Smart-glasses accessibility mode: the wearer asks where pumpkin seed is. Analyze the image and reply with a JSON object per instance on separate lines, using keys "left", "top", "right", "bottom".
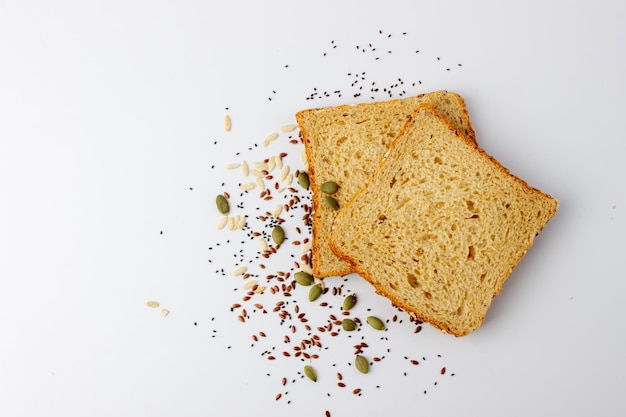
{"left": 321, "top": 181, "right": 340, "bottom": 194}
{"left": 324, "top": 196, "right": 339, "bottom": 210}
{"left": 342, "top": 318, "right": 357, "bottom": 331}
{"left": 342, "top": 294, "right": 356, "bottom": 311}
{"left": 297, "top": 171, "right": 310, "bottom": 190}
{"left": 366, "top": 316, "right": 385, "bottom": 330}
{"left": 271, "top": 226, "right": 285, "bottom": 245}
{"left": 355, "top": 355, "right": 369, "bottom": 374}
{"left": 216, "top": 194, "right": 230, "bottom": 215}
{"left": 294, "top": 271, "right": 314, "bottom": 286}
{"left": 304, "top": 365, "right": 317, "bottom": 382}
{"left": 308, "top": 284, "right": 322, "bottom": 301}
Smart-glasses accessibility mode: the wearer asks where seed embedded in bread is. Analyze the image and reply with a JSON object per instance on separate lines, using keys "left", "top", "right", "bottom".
{"left": 296, "top": 91, "right": 476, "bottom": 278}
{"left": 328, "top": 104, "right": 558, "bottom": 336}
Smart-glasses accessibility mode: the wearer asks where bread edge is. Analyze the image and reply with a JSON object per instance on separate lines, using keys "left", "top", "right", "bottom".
{"left": 328, "top": 103, "right": 558, "bottom": 336}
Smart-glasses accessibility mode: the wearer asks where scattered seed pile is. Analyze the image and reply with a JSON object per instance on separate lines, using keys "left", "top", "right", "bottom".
{"left": 204, "top": 117, "right": 455, "bottom": 409}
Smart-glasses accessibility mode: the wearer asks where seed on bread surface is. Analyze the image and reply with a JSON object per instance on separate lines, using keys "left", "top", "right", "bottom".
{"left": 321, "top": 181, "right": 340, "bottom": 194}
{"left": 324, "top": 196, "right": 339, "bottom": 210}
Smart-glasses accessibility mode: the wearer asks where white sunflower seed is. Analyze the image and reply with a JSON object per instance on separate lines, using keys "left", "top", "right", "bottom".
{"left": 233, "top": 266, "right": 248, "bottom": 276}
{"left": 300, "top": 263, "right": 313, "bottom": 275}
{"left": 265, "top": 132, "right": 279, "bottom": 143}
{"left": 259, "top": 237, "right": 268, "bottom": 252}
{"left": 217, "top": 216, "right": 228, "bottom": 230}
{"left": 240, "top": 182, "right": 257, "bottom": 191}
{"left": 280, "top": 124, "right": 297, "bottom": 133}
{"left": 241, "top": 161, "right": 249, "bottom": 177}
{"left": 273, "top": 204, "right": 283, "bottom": 218}
{"left": 243, "top": 279, "right": 257, "bottom": 290}
{"left": 224, "top": 115, "right": 231, "bottom": 132}
{"left": 252, "top": 161, "right": 268, "bottom": 171}
{"left": 226, "top": 163, "right": 240, "bottom": 170}
{"left": 267, "top": 157, "right": 276, "bottom": 172}
{"left": 256, "top": 177, "right": 266, "bottom": 191}
{"left": 146, "top": 301, "right": 160, "bottom": 308}
{"left": 236, "top": 215, "right": 246, "bottom": 229}
{"left": 280, "top": 165, "right": 290, "bottom": 181}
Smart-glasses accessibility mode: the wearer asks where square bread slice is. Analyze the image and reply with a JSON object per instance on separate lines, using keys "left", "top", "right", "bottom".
{"left": 296, "top": 91, "right": 476, "bottom": 278}
{"left": 328, "top": 104, "right": 558, "bottom": 336}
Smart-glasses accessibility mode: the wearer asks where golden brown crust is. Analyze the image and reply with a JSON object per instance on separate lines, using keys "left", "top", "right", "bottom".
{"left": 296, "top": 92, "right": 478, "bottom": 278}
{"left": 328, "top": 104, "right": 558, "bottom": 336}
{"left": 296, "top": 110, "right": 353, "bottom": 278}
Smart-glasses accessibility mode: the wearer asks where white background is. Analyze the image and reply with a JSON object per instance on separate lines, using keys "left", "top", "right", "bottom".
{"left": 1, "top": 1, "right": 625, "bottom": 416}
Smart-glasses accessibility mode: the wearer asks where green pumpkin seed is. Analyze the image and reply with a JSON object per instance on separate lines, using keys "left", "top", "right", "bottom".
{"left": 308, "top": 284, "right": 322, "bottom": 301}
{"left": 297, "top": 171, "right": 310, "bottom": 190}
{"left": 366, "top": 316, "right": 385, "bottom": 330}
{"left": 320, "top": 181, "right": 340, "bottom": 194}
{"left": 355, "top": 355, "right": 369, "bottom": 374}
{"left": 342, "top": 318, "right": 357, "bottom": 331}
{"left": 215, "top": 194, "right": 230, "bottom": 215}
{"left": 271, "top": 226, "right": 285, "bottom": 245}
{"left": 324, "top": 196, "right": 339, "bottom": 210}
{"left": 294, "top": 271, "right": 314, "bottom": 286}
{"left": 342, "top": 294, "right": 356, "bottom": 311}
{"left": 304, "top": 365, "right": 317, "bottom": 382}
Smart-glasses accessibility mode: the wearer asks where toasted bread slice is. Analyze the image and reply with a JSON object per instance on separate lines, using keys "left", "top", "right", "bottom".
{"left": 296, "top": 91, "right": 475, "bottom": 278}
{"left": 329, "top": 104, "right": 558, "bottom": 336}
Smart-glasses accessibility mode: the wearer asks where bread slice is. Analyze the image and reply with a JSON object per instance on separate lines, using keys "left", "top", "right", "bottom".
{"left": 328, "top": 104, "right": 558, "bottom": 336}
{"left": 296, "top": 91, "right": 476, "bottom": 278}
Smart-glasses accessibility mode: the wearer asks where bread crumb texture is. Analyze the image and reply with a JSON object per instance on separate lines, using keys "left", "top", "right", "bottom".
{"left": 329, "top": 105, "right": 557, "bottom": 336}
{"left": 296, "top": 91, "right": 475, "bottom": 278}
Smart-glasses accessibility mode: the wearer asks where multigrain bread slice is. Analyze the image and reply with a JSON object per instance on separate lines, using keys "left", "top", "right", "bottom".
{"left": 296, "top": 91, "right": 475, "bottom": 278}
{"left": 328, "top": 104, "right": 558, "bottom": 336}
